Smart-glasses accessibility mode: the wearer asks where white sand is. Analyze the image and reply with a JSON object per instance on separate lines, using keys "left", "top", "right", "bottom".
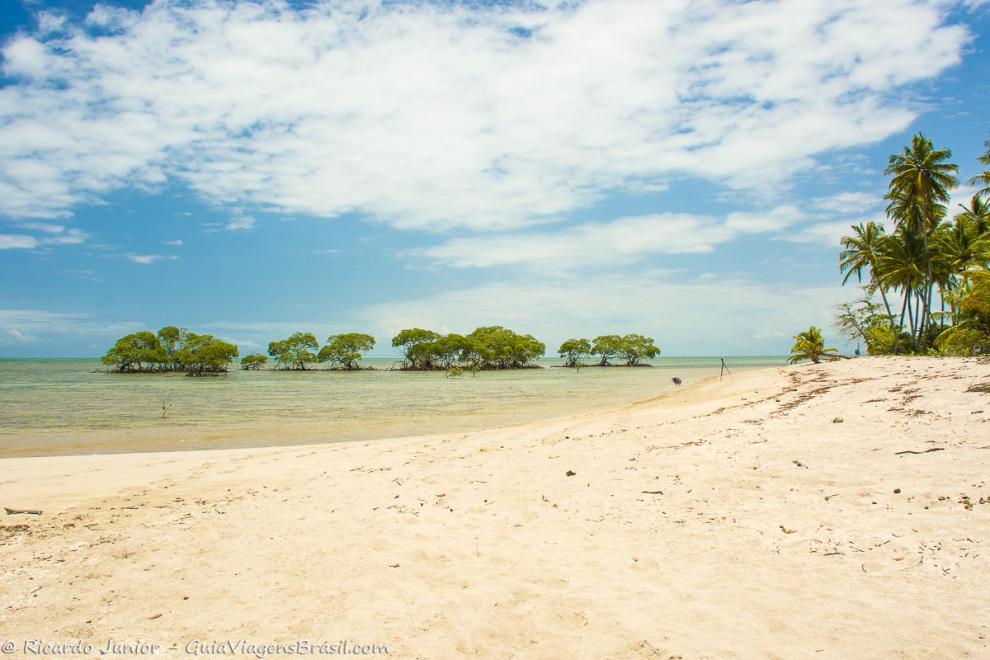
{"left": 1, "top": 357, "right": 989, "bottom": 658}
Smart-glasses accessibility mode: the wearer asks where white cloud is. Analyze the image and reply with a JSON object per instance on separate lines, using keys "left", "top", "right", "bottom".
{"left": 0, "top": 0, "right": 971, "bottom": 231}
{"left": 786, "top": 220, "right": 861, "bottom": 246}
{"left": 16, "top": 221, "right": 65, "bottom": 234}
{"left": 162, "top": 239, "right": 183, "bottom": 246}
{"left": 812, "top": 191, "right": 881, "bottom": 215}
{"left": 0, "top": 234, "right": 39, "bottom": 249}
{"left": 412, "top": 205, "right": 802, "bottom": 270}
{"left": 127, "top": 253, "right": 179, "bottom": 264}
{"left": 42, "top": 227, "right": 87, "bottom": 245}
{"left": 0, "top": 308, "right": 142, "bottom": 346}
{"left": 0, "top": 224, "right": 87, "bottom": 248}
{"left": 224, "top": 216, "right": 257, "bottom": 231}
{"left": 948, "top": 183, "right": 982, "bottom": 214}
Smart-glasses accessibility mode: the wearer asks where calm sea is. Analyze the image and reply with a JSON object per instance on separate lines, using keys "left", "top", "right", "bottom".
{"left": 0, "top": 356, "right": 784, "bottom": 457}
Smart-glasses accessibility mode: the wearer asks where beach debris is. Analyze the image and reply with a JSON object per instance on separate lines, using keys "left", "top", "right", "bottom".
{"left": 389, "top": 563, "right": 400, "bottom": 568}
{"left": 832, "top": 416, "right": 844, "bottom": 423}
{"left": 893, "top": 488, "right": 901, "bottom": 494}
{"left": 966, "top": 382, "right": 990, "bottom": 393}
{"left": 149, "top": 613, "right": 162, "bottom": 620}
{"left": 641, "top": 490, "right": 664, "bottom": 495}
{"left": 779, "top": 525, "right": 796, "bottom": 534}
{"left": 792, "top": 460, "right": 808, "bottom": 469}
{"left": 895, "top": 448, "right": 945, "bottom": 455}
{"left": 671, "top": 377, "right": 682, "bottom": 386}
{"left": 566, "top": 470, "right": 576, "bottom": 477}
{"left": 4, "top": 507, "right": 42, "bottom": 516}
{"left": 0, "top": 524, "right": 30, "bottom": 540}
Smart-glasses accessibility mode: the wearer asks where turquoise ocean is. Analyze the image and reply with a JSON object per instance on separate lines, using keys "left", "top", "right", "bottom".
{"left": 0, "top": 356, "right": 784, "bottom": 457}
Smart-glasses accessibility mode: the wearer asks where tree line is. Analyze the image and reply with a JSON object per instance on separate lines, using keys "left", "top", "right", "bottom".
{"left": 833, "top": 132, "right": 990, "bottom": 356}
{"left": 100, "top": 327, "right": 239, "bottom": 374}
{"left": 557, "top": 334, "right": 660, "bottom": 367}
{"left": 101, "top": 326, "right": 663, "bottom": 373}
{"left": 787, "top": 131, "right": 990, "bottom": 363}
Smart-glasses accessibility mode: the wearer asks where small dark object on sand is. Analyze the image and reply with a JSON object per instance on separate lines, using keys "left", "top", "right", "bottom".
{"left": 671, "top": 377, "right": 682, "bottom": 386}
{"left": 5, "top": 508, "right": 42, "bottom": 516}
{"left": 566, "top": 470, "right": 576, "bottom": 477}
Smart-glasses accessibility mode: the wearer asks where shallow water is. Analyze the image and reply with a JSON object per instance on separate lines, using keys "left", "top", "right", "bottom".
{"left": 0, "top": 356, "right": 784, "bottom": 457}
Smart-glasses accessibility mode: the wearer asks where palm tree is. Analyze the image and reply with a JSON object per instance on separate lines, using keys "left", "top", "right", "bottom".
{"left": 884, "top": 133, "right": 959, "bottom": 345}
{"left": 957, "top": 195, "right": 990, "bottom": 237}
{"left": 878, "top": 227, "right": 928, "bottom": 336}
{"left": 839, "top": 221, "right": 895, "bottom": 324}
{"left": 970, "top": 139, "right": 990, "bottom": 200}
{"left": 787, "top": 326, "right": 840, "bottom": 364}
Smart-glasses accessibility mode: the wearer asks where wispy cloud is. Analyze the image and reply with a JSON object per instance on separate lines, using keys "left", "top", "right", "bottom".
{"left": 162, "top": 239, "right": 183, "bottom": 246}
{"left": 0, "top": 234, "right": 39, "bottom": 249}
{"left": 0, "top": 225, "right": 87, "bottom": 249}
{"left": 0, "top": 0, "right": 970, "bottom": 232}
{"left": 411, "top": 206, "right": 803, "bottom": 270}
{"left": 127, "top": 254, "right": 179, "bottom": 265}
{"left": 0, "top": 308, "right": 141, "bottom": 345}
{"left": 224, "top": 216, "right": 257, "bottom": 232}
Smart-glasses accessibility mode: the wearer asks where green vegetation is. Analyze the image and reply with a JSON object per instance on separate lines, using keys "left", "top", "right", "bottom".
{"left": 240, "top": 353, "right": 268, "bottom": 370}
{"left": 590, "top": 335, "right": 623, "bottom": 365}
{"left": 618, "top": 333, "right": 660, "bottom": 365}
{"left": 835, "top": 132, "right": 990, "bottom": 356}
{"left": 318, "top": 333, "right": 375, "bottom": 369}
{"left": 101, "top": 327, "right": 239, "bottom": 374}
{"left": 103, "top": 326, "right": 666, "bottom": 374}
{"left": 392, "top": 326, "right": 545, "bottom": 370}
{"left": 268, "top": 332, "right": 320, "bottom": 370}
{"left": 558, "top": 338, "right": 591, "bottom": 367}
{"left": 391, "top": 328, "right": 442, "bottom": 369}
{"left": 788, "top": 326, "right": 840, "bottom": 364}
{"left": 590, "top": 334, "right": 660, "bottom": 366}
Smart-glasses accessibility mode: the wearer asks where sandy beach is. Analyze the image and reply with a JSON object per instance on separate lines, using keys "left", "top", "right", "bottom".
{"left": 2, "top": 356, "right": 989, "bottom": 658}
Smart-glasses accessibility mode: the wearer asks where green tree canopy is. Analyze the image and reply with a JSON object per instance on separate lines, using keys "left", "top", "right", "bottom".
{"left": 318, "top": 333, "right": 376, "bottom": 369}
{"left": 241, "top": 353, "right": 268, "bottom": 370}
{"left": 392, "top": 328, "right": 442, "bottom": 369}
{"left": 883, "top": 133, "right": 959, "bottom": 345}
{"left": 462, "top": 326, "right": 545, "bottom": 368}
{"left": 101, "top": 331, "right": 165, "bottom": 372}
{"left": 970, "top": 135, "right": 990, "bottom": 200}
{"left": 430, "top": 333, "right": 468, "bottom": 369}
{"left": 618, "top": 333, "right": 660, "bottom": 365}
{"left": 787, "top": 326, "right": 840, "bottom": 364}
{"left": 558, "top": 338, "right": 591, "bottom": 367}
{"left": 591, "top": 335, "right": 624, "bottom": 366}
{"left": 157, "top": 326, "right": 186, "bottom": 370}
{"left": 268, "top": 332, "right": 320, "bottom": 370}
{"left": 177, "top": 333, "right": 239, "bottom": 374}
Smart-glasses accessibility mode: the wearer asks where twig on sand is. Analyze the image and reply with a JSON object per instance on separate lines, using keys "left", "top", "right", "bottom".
{"left": 895, "top": 448, "right": 945, "bottom": 455}
{"left": 641, "top": 490, "right": 664, "bottom": 495}
{"left": 4, "top": 508, "right": 42, "bottom": 515}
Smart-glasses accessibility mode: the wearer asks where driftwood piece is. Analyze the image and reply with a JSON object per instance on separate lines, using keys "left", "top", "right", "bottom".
{"left": 4, "top": 507, "right": 43, "bottom": 515}
{"left": 894, "top": 448, "right": 945, "bottom": 456}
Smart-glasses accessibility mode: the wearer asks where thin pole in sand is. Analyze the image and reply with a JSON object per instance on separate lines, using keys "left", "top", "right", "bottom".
{"left": 720, "top": 358, "right": 732, "bottom": 382}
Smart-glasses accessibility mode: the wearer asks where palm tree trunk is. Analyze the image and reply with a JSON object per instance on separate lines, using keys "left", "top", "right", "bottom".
{"left": 907, "top": 292, "right": 915, "bottom": 341}
{"left": 876, "top": 280, "right": 895, "bottom": 329}
{"left": 899, "top": 290, "right": 909, "bottom": 332}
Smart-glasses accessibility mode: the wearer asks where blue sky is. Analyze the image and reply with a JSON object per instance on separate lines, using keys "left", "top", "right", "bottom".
{"left": 1, "top": 0, "right": 988, "bottom": 357}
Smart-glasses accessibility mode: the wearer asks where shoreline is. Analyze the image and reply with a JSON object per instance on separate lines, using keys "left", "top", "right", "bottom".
{"left": 0, "top": 362, "right": 769, "bottom": 459}
{"left": 2, "top": 356, "right": 989, "bottom": 657}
